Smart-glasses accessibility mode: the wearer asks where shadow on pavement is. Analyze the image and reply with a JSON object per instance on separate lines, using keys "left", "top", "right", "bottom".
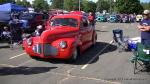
{"left": 0, "top": 66, "right": 57, "bottom": 76}
{"left": 96, "top": 30, "right": 109, "bottom": 32}
{"left": 33, "top": 42, "right": 117, "bottom": 65}
{"left": 74, "top": 42, "right": 117, "bottom": 65}
{"left": 0, "top": 45, "right": 10, "bottom": 49}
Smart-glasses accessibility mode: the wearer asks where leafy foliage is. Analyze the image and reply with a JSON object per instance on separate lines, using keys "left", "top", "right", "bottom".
{"left": 115, "top": 0, "right": 144, "bottom": 14}
{"left": 0, "top": 0, "right": 15, "bottom": 4}
{"left": 32, "top": 0, "right": 49, "bottom": 11}
{"left": 141, "top": 2, "right": 150, "bottom": 10}
{"left": 96, "top": 0, "right": 110, "bottom": 12}
{"left": 83, "top": 0, "right": 96, "bottom": 12}
{"left": 51, "top": 0, "right": 64, "bottom": 9}
{"left": 16, "top": 0, "right": 31, "bottom": 7}
{"left": 63, "top": 0, "right": 74, "bottom": 11}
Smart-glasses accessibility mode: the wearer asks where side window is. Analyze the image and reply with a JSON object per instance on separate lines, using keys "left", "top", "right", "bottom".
{"left": 80, "top": 17, "right": 89, "bottom": 29}
{"left": 82, "top": 17, "right": 88, "bottom": 27}
{"left": 80, "top": 19, "right": 84, "bottom": 28}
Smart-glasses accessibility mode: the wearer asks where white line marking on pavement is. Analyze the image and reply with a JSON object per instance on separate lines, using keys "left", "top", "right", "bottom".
{"left": 81, "top": 40, "right": 113, "bottom": 70}
{"left": 0, "top": 60, "right": 34, "bottom": 68}
{"left": 17, "top": 59, "right": 33, "bottom": 67}
{"left": 0, "top": 64, "right": 17, "bottom": 67}
{"left": 9, "top": 53, "right": 26, "bottom": 59}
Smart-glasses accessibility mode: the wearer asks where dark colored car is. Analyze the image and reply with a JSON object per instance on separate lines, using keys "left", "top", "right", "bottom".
{"left": 96, "top": 15, "right": 107, "bottom": 22}
{"left": 109, "top": 15, "right": 120, "bottom": 23}
{"left": 19, "top": 13, "right": 47, "bottom": 32}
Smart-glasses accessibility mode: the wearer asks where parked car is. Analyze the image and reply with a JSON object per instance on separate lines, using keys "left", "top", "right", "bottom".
{"left": 136, "top": 15, "right": 143, "bottom": 22}
{"left": 19, "top": 13, "right": 46, "bottom": 32}
{"left": 96, "top": 15, "right": 107, "bottom": 22}
{"left": 109, "top": 15, "right": 120, "bottom": 23}
{"left": 23, "top": 14, "right": 97, "bottom": 62}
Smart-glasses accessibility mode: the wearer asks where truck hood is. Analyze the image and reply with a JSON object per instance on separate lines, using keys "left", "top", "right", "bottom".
{"left": 40, "top": 26, "right": 79, "bottom": 43}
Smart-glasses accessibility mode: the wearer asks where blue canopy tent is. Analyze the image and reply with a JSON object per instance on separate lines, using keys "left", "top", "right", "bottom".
{"left": 0, "top": 3, "right": 27, "bottom": 23}
{"left": 0, "top": 3, "right": 27, "bottom": 12}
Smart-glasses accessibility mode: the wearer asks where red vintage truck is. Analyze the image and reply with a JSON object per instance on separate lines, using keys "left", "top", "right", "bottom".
{"left": 23, "top": 13, "right": 97, "bottom": 61}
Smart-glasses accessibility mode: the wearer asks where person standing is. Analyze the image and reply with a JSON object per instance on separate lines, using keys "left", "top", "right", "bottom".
{"left": 2, "top": 26, "right": 11, "bottom": 40}
{"left": 138, "top": 10, "right": 150, "bottom": 45}
{"left": 88, "top": 12, "right": 95, "bottom": 27}
{"left": 34, "top": 25, "right": 45, "bottom": 36}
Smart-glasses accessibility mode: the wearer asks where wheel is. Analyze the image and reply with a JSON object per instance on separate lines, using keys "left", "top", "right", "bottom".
{"left": 69, "top": 49, "right": 78, "bottom": 62}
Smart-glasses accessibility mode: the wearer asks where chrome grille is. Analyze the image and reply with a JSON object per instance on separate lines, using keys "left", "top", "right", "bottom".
{"left": 33, "top": 44, "right": 42, "bottom": 54}
{"left": 43, "top": 44, "right": 58, "bottom": 56}
{"left": 33, "top": 44, "right": 58, "bottom": 56}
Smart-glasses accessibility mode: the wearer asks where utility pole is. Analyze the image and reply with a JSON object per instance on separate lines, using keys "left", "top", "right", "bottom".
{"left": 79, "top": 0, "right": 80, "bottom": 11}
{"left": 110, "top": 0, "right": 112, "bottom": 14}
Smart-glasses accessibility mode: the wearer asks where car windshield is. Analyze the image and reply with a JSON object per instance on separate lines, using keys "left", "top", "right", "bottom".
{"left": 99, "top": 15, "right": 104, "bottom": 17}
{"left": 20, "top": 14, "right": 33, "bottom": 20}
{"left": 110, "top": 15, "right": 116, "bottom": 18}
{"left": 51, "top": 18, "right": 78, "bottom": 27}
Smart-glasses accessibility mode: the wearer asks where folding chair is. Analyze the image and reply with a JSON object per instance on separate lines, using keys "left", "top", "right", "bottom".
{"left": 133, "top": 43, "right": 150, "bottom": 74}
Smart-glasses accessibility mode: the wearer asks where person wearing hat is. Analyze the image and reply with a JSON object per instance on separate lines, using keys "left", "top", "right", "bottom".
{"left": 34, "top": 25, "right": 44, "bottom": 36}
{"left": 2, "top": 26, "right": 11, "bottom": 40}
{"left": 138, "top": 10, "right": 150, "bottom": 45}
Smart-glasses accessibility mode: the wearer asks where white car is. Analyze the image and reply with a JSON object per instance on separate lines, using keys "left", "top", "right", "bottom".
{"left": 136, "top": 15, "right": 143, "bottom": 22}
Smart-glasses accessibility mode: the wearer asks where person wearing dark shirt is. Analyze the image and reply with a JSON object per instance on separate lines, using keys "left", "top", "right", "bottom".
{"left": 9, "top": 19, "right": 22, "bottom": 43}
{"left": 138, "top": 10, "right": 150, "bottom": 45}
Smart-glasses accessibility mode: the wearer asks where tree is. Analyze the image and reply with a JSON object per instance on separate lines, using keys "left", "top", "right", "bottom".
{"left": 141, "top": 2, "right": 150, "bottom": 10}
{"left": 63, "top": 0, "right": 74, "bottom": 11}
{"left": 0, "top": 0, "right": 15, "bottom": 4}
{"left": 51, "top": 0, "right": 64, "bottom": 9}
{"left": 21, "top": 0, "right": 31, "bottom": 7}
{"left": 96, "top": 0, "right": 110, "bottom": 13}
{"left": 32, "top": 0, "right": 49, "bottom": 11}
{"left": 16, "top": 0, "right": 31, "bottom": 7}
{"left": 63, "top": 0, "right": 84, "bottom": 11}
{"left": 83, "top": 0, "right": 96, "bottom": 12}
{"left": 115, "top": 0, "right": 144, "bottom": 14}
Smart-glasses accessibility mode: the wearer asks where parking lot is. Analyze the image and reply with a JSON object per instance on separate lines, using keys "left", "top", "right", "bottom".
{"left": 0, "top": 22, "right": 150, "bottom": 84}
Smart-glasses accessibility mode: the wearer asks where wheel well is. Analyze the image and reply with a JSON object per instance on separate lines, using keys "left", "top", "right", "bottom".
{"left": 77, "top": 46, "right": 81, "bottom": 55}
{"left": 95, "top": 34, "right": 97, "bottom": 40}
{"left": 93, "top": 33, "right": 97, "bottom": 41}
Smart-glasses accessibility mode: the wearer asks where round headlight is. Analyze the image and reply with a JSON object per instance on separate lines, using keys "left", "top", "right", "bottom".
{"left": 27, "top": 38, "right": 32, "bottom": 46}
{"left": 59, "top": 41, "right": 67, "bottom": 49}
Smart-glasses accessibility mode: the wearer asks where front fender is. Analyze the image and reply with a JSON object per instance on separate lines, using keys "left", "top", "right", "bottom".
{"left": 51, "top": 38, "right": 78, "bottom": 59}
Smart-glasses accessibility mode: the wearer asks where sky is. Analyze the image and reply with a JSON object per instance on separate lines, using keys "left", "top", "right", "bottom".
{"left": 27, "top": 0, "right": 150, "bottom": 4}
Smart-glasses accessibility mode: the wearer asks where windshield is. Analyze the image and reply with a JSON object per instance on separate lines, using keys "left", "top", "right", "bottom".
{"left": 110, "top": 15, "right": 117, "bottom": 18}
{"left": 111, "top": 15, "right": 116, "bottom": 17}
{"left": 20, "top": 14, "right": 33, "bottom": 20}
{"left": 51, "top": 18, "right": 78, "bottom": 27}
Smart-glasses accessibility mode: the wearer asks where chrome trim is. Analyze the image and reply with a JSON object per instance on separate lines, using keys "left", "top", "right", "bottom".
{"left": 33, "top": 44, "right": 58, "bottom": 56}
{"left": 43, "top": 44, "right": 58, "bottom": 56}
{"left": 33, "top": 44, "right": 42, "bottom": 54}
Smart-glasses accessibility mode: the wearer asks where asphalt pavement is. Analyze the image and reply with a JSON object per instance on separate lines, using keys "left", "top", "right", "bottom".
{"left": 0, "top": 22, "right": 150, "bottom": 84}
